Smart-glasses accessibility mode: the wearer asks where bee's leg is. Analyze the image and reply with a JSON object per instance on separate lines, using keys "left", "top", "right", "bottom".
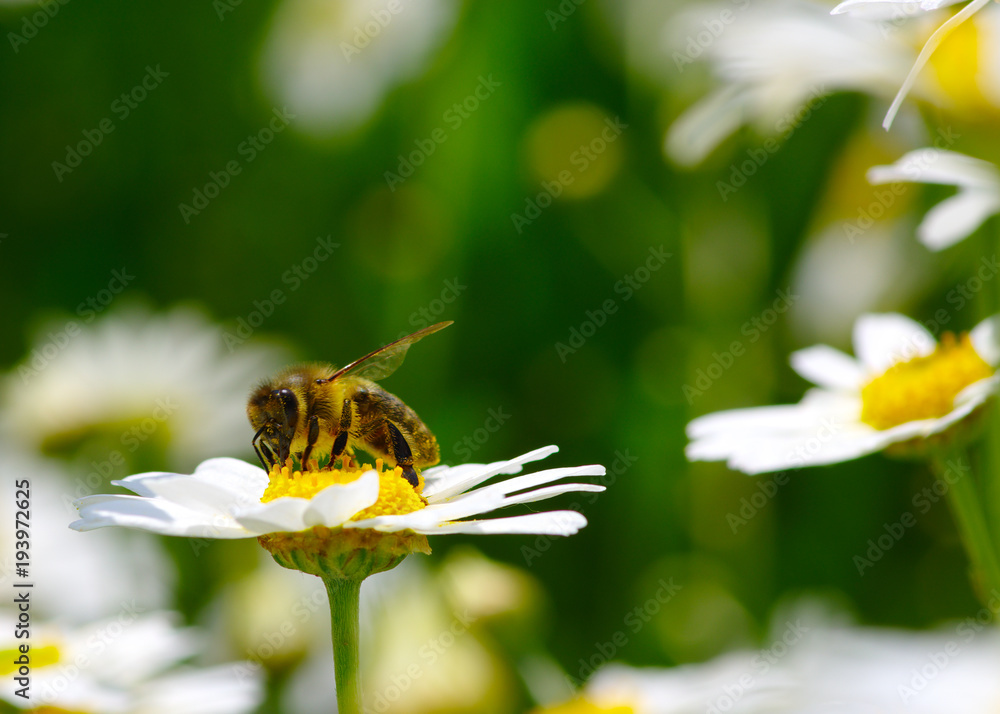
{"left": 253, "top": 440, "right": 269, "bottom": 470}
{"left": 385, "top": 421, "right": 419, "bottom": 489}
{"left": 252, "top": 426, "right": 274, "bottom": 470}
{"left": 331, "top": 399, "right": 353, "bottom": 466}
{"left": 300, "top": 415, "right": 320, "bottom": 468}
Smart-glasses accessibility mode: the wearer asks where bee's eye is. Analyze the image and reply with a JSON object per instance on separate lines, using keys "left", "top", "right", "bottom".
{"left": 272, "top": 388, "right": 299, "bottom": 430}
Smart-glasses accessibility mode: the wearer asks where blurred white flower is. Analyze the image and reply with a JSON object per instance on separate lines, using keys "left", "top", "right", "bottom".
{"left": 687, "top": 313, "right": 999, "bottom": 473}
{"left": 832, "top": 0, "right": 995, "bottom": 128}
{"left": 0, "top": 449, "right": 174, "bottom": 623}
{"left": 665, "top": 0, "right": 915, "bottom": 166}
{"left": 260, "top": 0, "right": 460, "bottom": 137}
{"left": 539, "top": 611, "right": 1000, "bottom": 713}
{"left": 0, "top": 611, "right": 263, "bottom": 713}
{"left": 1, "top": 305, "right": 285, "bottom": 469}
{"left": 533, "top": 652, "right": 795, "bottom": 713}
{"left": 867, "top": 148, "right": 1000, "bottom": 249}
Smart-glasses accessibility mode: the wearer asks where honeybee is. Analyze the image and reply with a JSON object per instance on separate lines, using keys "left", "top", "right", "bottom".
{"left": 247, "top": 322, "right": 451, "bottom": 488}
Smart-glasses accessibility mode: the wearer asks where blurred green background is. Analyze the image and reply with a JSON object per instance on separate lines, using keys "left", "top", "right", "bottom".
{"left": 2, "top": 0, "right": 996, "bottom": 711}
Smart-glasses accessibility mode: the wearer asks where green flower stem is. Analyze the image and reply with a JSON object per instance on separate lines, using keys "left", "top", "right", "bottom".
{"left": 325, "top": 577, "right": 364, "bottom": 714}
{"left": 934, "top": 454, "right": 1000, "bottom": 604}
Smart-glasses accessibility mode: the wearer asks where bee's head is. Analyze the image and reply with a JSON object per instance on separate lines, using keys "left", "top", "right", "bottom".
{"left": 247, "top": 381, "right": 300, "bottom": 468}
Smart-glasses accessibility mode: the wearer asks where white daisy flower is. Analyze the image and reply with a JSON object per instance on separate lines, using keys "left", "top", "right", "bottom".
{"left": 260, "top": 0, "right": 459, "bottom": 137}
{"left": 831, "top": 0, "right": 996, "bottom": 129}
{"left": 867, "top": 148, "right": 1000, "bottom": 250}
{"left": 0, "top": 611, "right": 263, "bottom": 713}
{"left": 665, "top": 0, "right": 915, "bottom": 166}
{"left": 71, "top": 445, "right": 603, "bottom": 543}
{"left": 72, "top": 446, "right": 603, "bottom": 713}
{"left": 2, "top": 305, "right": 285, "bottom": 469}
{"left": 687, "top": 313, "right": 1000, "bottom": 474}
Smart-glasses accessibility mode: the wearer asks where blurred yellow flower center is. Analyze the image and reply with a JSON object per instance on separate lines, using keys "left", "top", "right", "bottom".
{"left": 860, "top": 333, "right": 993, "bottom": 430}
{"left": 531, "top": 698, "right": 635, "bottom": 714}
{"left": 261, "top": 459, "right": 426, "bottom": 520}
{"left": 926, "top": 8, "right": 995, "bottom": 115}
{"left": 0, "top": 644, "right": 60, "bottom": 675}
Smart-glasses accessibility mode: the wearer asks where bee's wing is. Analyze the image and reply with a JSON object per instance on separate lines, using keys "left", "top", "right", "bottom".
{"left": 324, "top": 321, "right": 453, "bottom": 383}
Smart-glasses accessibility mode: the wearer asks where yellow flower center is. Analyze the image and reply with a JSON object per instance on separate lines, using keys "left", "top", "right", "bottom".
{"left": 257, "top": 459, "right": 431, "bottom": 580}
{"left": 530, "top": 699, "right": 635, "bottom": 714}
{"left": 926, "top": 9, "right": 997, "bottom": 116}
{"left": 261, "top": 458, "right": 427, "bottom": 520}
{"left": 0, "top": 644, "right": 60, "bottom": 676}
{"left": 860, "top": 332, "right": 993, "bottom": 430}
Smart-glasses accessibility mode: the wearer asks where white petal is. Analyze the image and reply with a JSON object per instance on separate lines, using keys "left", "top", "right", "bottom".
{"left": 71, "top": 495, "right": 256, "bottom": 539}
{"left": 422, "top": 445, "right": 560, "bottom": 502}
{"left": 790, "top": 345, "right": 865, "bottom": 390}
{"left": 119, "top": 457, "right": 268, "bottom": 501}
{"left": 868, "top": 149, "right": 1000, "bottom": 189}
{"left": 426, "top": 465, "right": 607, "bottom": 522}
{"left": 831, "top": 0, "right": 964, "bottom": 17}
{"left": 110, "top": 474, "right": 259, "bottom": 515}
{"left": 852, "top": 313, "right": 935, "bottom": 373}
{"left": 302, "top": 469, "right": 380, "bottom": 527}
{"left": 496, "top": 483, "right": 605, "bottom": 506}
{"left": 665, "top": 85, "right": 747, "bottom": 167}
{"left": 918, "top": 189, "right": 1000, "bottom": 250}
{"left": 880, "top": 0, "right": 994, "bottom": 129}
{"left": 232, "top": 497, "right": 311, "bottom": 535}
{"left": 419, "top": 511, "right": 588, "bottom": 536}
{"left": 688, "top": 389, "right": 849, "bottom": 440}
{"left": 971, "top": 315, "right": 1000, "bottom": 366}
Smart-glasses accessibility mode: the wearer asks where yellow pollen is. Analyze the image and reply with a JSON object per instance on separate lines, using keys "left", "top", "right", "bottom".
{"left": 261, "top": 458, "right": 426, "bottom": 519}
{"left": 0, "top": 644, "right": 60, "bottom": 676}
{"left": 860, "top": 332, "right": 993, "bottom": 430}
{"left": 530, "top": 699, "right": 635, "bottom": 714}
